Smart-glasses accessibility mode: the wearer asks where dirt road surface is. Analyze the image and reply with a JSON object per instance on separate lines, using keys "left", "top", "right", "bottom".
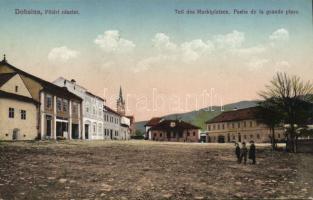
{"left": 0, "top": 140, "right": 312, "bottom": 199}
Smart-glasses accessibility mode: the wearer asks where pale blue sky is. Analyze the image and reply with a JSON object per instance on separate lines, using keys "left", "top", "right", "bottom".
{"left": 0, "top": 0, "right": 312, "bottom": 120}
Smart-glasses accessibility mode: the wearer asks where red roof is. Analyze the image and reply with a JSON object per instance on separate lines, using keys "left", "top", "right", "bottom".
{"left": 150, "top": 120, "right": 200, "bottom": 131}
{"left": 145, "top": 117, "right": 163, "bottom": 127}
{"left": 206, "top": 107, "right": 258, "bottom": 124}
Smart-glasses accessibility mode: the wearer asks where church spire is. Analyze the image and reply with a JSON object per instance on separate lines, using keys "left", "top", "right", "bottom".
{"left": 117, "top": 85, "right": 126, "bottom": 115}
{"left": 119, "top": 86, "right": 123, "bottom": 101}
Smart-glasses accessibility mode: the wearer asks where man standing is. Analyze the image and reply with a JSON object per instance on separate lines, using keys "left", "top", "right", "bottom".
{"left": 235, "top": 143, "right": 241, "bottom": 163}
{"left": 249, "top": 141, "right": 256, "bottom": 164}
{"left": 240, "top": 142, "right": 248, "bottom": 165}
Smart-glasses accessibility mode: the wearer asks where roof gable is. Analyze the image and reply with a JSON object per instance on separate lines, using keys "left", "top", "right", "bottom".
{"left": 0, "top": 73, "right": 32, "bottom": 98}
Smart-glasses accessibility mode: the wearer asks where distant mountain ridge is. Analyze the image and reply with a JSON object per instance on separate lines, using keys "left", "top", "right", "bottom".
{"left": 135, "top": 100, "right": 259, "bottom": 133}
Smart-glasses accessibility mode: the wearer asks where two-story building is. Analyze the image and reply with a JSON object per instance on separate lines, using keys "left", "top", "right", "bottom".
{"left": 205, "top": 107, "right": 284, "bottom": 143}
{"left": 53, "top": 77, "right": 105, "bottom": 140}
{"left": 103, "top": 105, "right": 123, "bottom": 140}
{"left": 0, "top": 72, "right": 39, "bottom": 140}
{"left": 0, "top": 56, "right": 83, "bottom": 140}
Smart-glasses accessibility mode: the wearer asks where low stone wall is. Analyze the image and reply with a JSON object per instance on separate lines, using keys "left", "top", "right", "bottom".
{"left": 297, "top": 139, "right": 313, "bottom": 153}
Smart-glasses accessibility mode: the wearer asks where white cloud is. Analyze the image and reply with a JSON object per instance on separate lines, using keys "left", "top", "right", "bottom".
{"left": 269, "top": 28, "right": 289, "bottom": 41}
{"left": 275, "top": 60, "right": 290, "bottom": 72}
{"left": 181, "top": 39, "right": 214, "bottom": 62}
{"left": 247, "top": 58, "right": 269, "bottom": 71}
{"left": 152, "top": 33, "right": 177, "bottom": 51}
{"left": 134, "top": 55, "right": 176, "bottom": 73}
{"left": 214, "top": 30, "right": 245, "bottom": 49}
{"left": 94, "top": 30, "right": 135, "bottom": 53}
{"left": 48, "top": 46, "right": 79, "bottom": 62}
{"left": 232, "top": 45, "right": 266, "bottom": 56}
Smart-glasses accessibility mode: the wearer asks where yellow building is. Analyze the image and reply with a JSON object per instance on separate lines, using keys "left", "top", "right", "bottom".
{"left": 205, "top": 107, "right": 285, "bottom": 143}
{"left": 0, "top": 72, "right": 39, "bottom": 140}
{"left": 0, "top": 55, "right": 83, "bottom": 140}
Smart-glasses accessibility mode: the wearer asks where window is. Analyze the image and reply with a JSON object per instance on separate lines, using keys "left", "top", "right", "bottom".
{"left": 213, "top": 124, "right": 216, "bottom": 130}
{"left": 160, "top": 133, "right": 162, "bottom": 137}
{"left": 257, "top": 134, "right": 260, "bottom": 139}
{"left": 233, "top": 135, "right": 235, "bottom": 140}
{"left": 278, "top": 133, "right": 281, "bottom": 138}
{"left": 244, "top": 121, "right": 247, "bottom": 127}
{"left": 57, "top": 98, "right": 62, "bottom": 112}
{"left": 46, "top": 95, "right": 52, "bottom": 108}
{"left": 21, "top": 110, "right": 26, "bottom": 120}
{"left": 238, "top": 122, "right": 240, "bottom": 128}
{"left": 72, "top": 102, "right": 78, "bottom": 114}
{"left": 193, "top": 132, "right": 196, "bottom": 136}
{"left": 187, "top": 132, "right": 190, "bottom": 136}
{"left": 222, "top": 124, "right": 225, "bottom": 129}
{"left": 232, "top": 123, "right": 235, "bottom": 128}
{"left": 208, "top": 125, "right": 211, "bottom": 131}
{"left": 15, "top": 86, "right": 18, "bottom": 92}
{"left": 63, "top": 99, "right": 68, "bottom": 112}
{"left": 9, "top": 108, "right": 14, "bottom": 118}
{"left": 217, "top": 124, "right": 220, "bottom": 130}
{"left": 250, "top": 121, "right": 253, "bottom": 127}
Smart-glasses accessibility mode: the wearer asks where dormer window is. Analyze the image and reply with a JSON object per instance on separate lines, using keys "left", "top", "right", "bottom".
{"left": 15, "top": 86, "right": 18, "bottom": 92}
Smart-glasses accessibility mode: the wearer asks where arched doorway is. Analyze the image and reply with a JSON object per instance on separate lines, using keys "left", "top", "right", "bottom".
{"left": 238, "top": 133, "right": 241, "bottom": 143}
{"left": 218, "top": 135, "right": 225, "bottom": 143}
{"left": 12, "top": 128, "right": 20, "bottom": 140}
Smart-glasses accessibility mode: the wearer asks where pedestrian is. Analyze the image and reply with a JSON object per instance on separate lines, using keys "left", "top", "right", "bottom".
{"left": 240, "top": 142, "right": 248, "bottom": 165}
{"left": 249, "top": 141, "right": 256, "bottom": 164}
{"left": 235, "top": 143, "right": 241, "bottom": 163}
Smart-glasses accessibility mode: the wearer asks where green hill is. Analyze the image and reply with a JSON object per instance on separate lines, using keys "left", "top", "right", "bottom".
{"left": 135, "top": 100, "right": 259, "bottom": 133}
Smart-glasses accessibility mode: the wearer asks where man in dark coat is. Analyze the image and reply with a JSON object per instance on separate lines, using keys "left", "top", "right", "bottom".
{"left": 249, "top": 141, "right": 256, "bottom": 164}
{"left": 235, "top": 143, "right": 241, "bottom": 163}
{"left": 240, "top": 142, "right": 248, "bottom": 164}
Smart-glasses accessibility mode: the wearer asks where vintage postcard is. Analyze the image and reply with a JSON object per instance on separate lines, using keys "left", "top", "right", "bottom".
{"left": 0, "top": 0, "right": 312, "bottom": 199}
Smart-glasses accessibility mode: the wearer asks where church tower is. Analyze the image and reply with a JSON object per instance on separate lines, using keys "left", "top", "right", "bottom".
{"left": 117, "top": 86, "right": 126, "bottom": 116}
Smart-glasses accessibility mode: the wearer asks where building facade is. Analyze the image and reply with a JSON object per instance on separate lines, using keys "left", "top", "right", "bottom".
{"left": 149, "top": 120, "right": 200, "bottom": 142}
{"left": 53, "top": 77, "right": 105, "bottom": 140}
{"left": 0, "top": 57, "right": 83, "bottom": 140}
{"left": 145, "top": 117, "right": 163, "bottom": 140}
{"left": 205, "top": 107, "right": 284, "bottom": 143}
{"left": 104, "top": 105, "right": 123, "bottom": 140}
{"left": 0, "top": 72, "right": 39, "bottom": 140}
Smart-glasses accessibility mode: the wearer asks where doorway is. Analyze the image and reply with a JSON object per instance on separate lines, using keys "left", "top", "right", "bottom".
{"left": 12, "top": 128, "right": 20, "bottom": 140}
{"left": 85, "top": 124, "right": 89, "bottom": 139}
{"left": 218, "top": 135, "right": 225, "bottom": 143}
{"left": 238, "top": 133, "right": 241, "bottom": 143}
{"left": 72, "top": 124, "right": 79, "bottom": 139}
{"left": 46, "top": 115, "right": 52, "bottom": 138}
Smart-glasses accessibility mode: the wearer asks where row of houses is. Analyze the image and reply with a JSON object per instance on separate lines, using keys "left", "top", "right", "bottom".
{"left": 0, "top": 55, "right": 134, "bottom": 141}
{"left": 144, "top": 107, "right": 285, "bottom": 144}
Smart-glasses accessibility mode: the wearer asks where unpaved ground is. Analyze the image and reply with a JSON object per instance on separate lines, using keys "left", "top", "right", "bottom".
{"left": 0, "top": 140, "right": 312, "bottom": 200}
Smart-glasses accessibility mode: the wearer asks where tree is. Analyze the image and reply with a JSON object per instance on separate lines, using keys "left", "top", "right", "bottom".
{"left": 256, "top": 98, "right": 283, "bottom": 150}
{"left": 259, "top": 72, "right": 313, "bottom": 152}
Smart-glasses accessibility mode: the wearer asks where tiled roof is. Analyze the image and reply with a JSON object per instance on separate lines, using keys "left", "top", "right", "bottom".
{"left": 149, "top": 120, "right": 200, "bottom": 131}
{"left": 145, "top": 117, "right": 163, "bottom": 127}
{"left": 0, "top": 60, "right": 82, "bottom": 101}
{"left": 104, "top": 105, "right": 121, "bottom": 116}
{"left": 206, "top": 107, "right": 258, "bottom": 124}
{"left": 0, "top": 72, "right": 16, "bottom": 87}
{"left": 86, "top": 91, "right": 105, "bottom": 101}
{"left": 0, "top": 90, "right": 39, "bottom": 105}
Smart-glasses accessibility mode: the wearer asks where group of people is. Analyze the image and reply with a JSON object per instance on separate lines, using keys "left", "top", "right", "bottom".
{"left": 235, "top": 141, "right": 256, "bottom": 164}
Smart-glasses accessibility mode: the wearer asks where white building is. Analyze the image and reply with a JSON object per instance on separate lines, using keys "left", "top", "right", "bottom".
{"left": 53, "top": 77, "right": 104, "bottom": 140}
